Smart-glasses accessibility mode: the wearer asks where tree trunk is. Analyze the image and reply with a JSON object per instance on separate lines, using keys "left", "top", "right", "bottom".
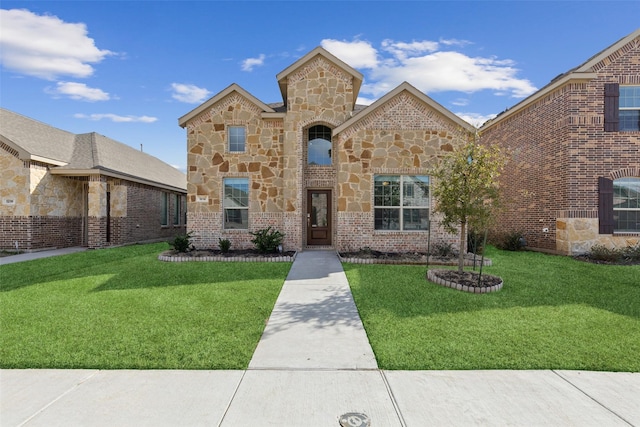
{"left": 458, "top": 221, "right": 466, "bottom": 273}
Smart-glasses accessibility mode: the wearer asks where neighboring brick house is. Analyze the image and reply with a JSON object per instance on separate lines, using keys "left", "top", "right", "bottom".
{"left": 179, "top": 47, "right": 474, "bottom": 252}
{"left": 1, "top": 108, "right": 187, "bottom": 251}
{"left": 480, "top": 29, "right": 640, "bottom": 255}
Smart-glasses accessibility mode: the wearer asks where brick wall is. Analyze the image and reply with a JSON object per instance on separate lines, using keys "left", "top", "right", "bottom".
{"left": 481, "top": 34, "right": 640, "bottom": 254}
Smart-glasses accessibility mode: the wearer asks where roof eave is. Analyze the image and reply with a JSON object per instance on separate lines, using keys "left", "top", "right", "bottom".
{"left": 334, "top": 82, "right": 475, "bottom": 136}
{"left": 575, "top": 28, "right": 640, "bottom": 72}
{"left": 50, "top": 167, "right": 187, "bottom": 193}
{"left": 178, "top": 83, "right": 275, "bottom": 128}
{"left": 480, "top": 72, "right": 597, "bottom": 131}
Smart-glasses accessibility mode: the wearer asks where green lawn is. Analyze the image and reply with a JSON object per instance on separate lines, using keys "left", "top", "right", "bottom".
{"left": 0, "top": 243, "right": 290, "bottom": 369}
{"left": 345, "top": 246, "right": 640, "bottom": 372}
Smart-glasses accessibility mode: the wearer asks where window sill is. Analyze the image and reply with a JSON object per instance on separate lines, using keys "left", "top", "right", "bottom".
{"left": 373, "top": 229, "right": 429, "bottom": 234}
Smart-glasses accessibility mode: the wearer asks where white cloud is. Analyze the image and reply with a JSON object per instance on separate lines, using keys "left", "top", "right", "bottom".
{"left": 381, "top": 39, "right": 439, "bottom": 60}
{"left": 74, "top": 113, "right": 157, "bottom": 123}
{"left": 367, "top": 50, "right": 536, "bottom": 99}
{"left": 451, "top": 98, "right": 470, "bottom": 107}
{"left": 0, "top": 9, "right": 112, "bottom": 80}
{"left": 47, "top": 81, "right": 110, "bottom": 101}
{"left": 321, "top": 39, "right": 378, "bottom": 69}
{"left": 241, "top": 54, "right": 266, "bottom": 72}
{"left": 455, "top": 112, "right": 497, "bottom": 127}
{"left": 170, "top": 83, "right": 211, "bottom": 104}
{"left": 318, "top": 38, "right": 536, "bottom": 100}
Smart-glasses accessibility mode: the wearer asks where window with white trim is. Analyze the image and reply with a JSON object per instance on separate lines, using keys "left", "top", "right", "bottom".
{"left": 613, "top": 177, "right": 640, "bottom": 232}
{"left": 228, "top": 126, "right": 246, "bottom": 152}
{"left": 620, "top": 86, "right": 640, "bottom": 131}
{"left": 374, "top": 175, "right": 429, "bottom": 230}
{"left": 223, "top": 178, "right": 248, "bottom": 229}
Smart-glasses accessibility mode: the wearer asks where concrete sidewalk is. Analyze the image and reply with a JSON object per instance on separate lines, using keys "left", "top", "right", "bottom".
{"left": 0, "top": 247, "right": 87, "bottom": 265}
{"left": 3, "top": 369, "right": 639, "bottom": 426}
{"left": 2, "top": 250, "right": 640, "bottom": 426}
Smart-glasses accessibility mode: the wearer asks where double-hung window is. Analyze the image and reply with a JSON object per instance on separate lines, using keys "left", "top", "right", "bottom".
{"left": 228, "top": 126, "right": 246, "bottom": 152}
{"left": 613, "top": 178, "right": 640, "bottom": 232}
{"left": 374, "top": 175, "right": 430, "bottom": 230}
{"left": 604, "top": 84, "right": 640, "bottom": 132}
{"left": 223, "top": 178, "right": 248, "bottom": 229}
{"left": 619, "top": 86, "right": 640, "bottom": 131}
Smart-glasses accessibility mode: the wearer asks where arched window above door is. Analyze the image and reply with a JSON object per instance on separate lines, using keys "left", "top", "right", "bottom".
{"left": 307, "top": 125, "right": 332, "bottom": 166}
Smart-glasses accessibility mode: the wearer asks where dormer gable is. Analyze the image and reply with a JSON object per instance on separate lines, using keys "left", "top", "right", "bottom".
{"left": 334, "top": 81, "right": 475, "bottom": 139}
{"left": 276, "top": 47, "right": 364, "bottom": 110}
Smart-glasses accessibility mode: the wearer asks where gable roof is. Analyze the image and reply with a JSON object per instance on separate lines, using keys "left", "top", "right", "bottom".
{"left": 333, "top": 81, "right": 475, "bottom": 136}
{"left": 276, "top": 47, "right": 364, "bottom": 108}
{"left": 178, "top": 83, "right": 276, "bottom": 127}
{"left": 481, "top": 28, "right": 640, "bottom": 131}
{"left": 1, "top": 108, "right": 186, "bottom": 192}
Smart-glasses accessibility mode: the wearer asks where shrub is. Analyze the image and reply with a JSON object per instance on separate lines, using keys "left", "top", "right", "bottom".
{"left": 169, "top": 232, "right": 193, "bottom": 253}
{"left": 589, "top": 244, "right": 623, "bottom": 262}
{"left": 218, "top": 238, "right": 231, "bottom": 253}
{"left": 494, "top": 231, "right": 526, "bottom": 251}
{"left": 250, "top": 227, "right": 285, "bottom": 253}
{"left": 467, "top": 230, "right": 485, "bottom": 254}
{"left": 622, "top": 243, "right": 640, "bottom": 262}
{"left": 432, "top": 241, "right": 455, "bottom": 258}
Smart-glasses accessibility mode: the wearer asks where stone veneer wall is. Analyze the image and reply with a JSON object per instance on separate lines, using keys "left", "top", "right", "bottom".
{"left": 481, "top": 34, "right": 640, "bottom": 254}
{"left": 1, "top": 146, "right": 85, "bottom": 250}
{"left": 335, "top": 91, "right": 468, "bottom": 252}
{"left": 185, "top": 92, "right": 286, "bottom": 250}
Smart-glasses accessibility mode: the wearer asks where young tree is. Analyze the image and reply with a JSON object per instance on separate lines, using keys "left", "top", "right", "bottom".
{"left": 432, "top": 138, "right": 506, "bottom": 273}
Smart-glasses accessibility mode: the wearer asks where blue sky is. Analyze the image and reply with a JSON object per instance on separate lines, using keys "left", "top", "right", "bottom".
{"left": 1, "top": 1, "right": 639, "bottom": 172}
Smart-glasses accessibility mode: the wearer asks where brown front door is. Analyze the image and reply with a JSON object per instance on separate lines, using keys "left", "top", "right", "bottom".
{"left": 307, "top": 190, "right": 331, "bottom": 246}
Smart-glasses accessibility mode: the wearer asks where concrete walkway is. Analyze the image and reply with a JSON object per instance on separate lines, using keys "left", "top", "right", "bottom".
{"left": 0, "top": 247, "right": 87, "bottom": 265}
{"left": 2, "top": 249, "right": 640, "bottom": 426}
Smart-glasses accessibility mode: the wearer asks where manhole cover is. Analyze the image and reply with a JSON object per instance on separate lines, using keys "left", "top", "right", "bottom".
{"left": 339, "top": 412, "right": 370, "bottom": 427}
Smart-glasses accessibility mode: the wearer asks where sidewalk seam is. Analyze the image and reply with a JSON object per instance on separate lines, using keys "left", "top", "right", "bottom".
{"left": 17, "top": 370, "right": 99, "bottom": 427}
{"left": 552, "top": 370, "right": 634, "bottom": 426}
{"left": 380, "top": 370, "right": 408, "bottom": 427}
{"left": 216, "top": 369, "right": 248, "bottom": 427}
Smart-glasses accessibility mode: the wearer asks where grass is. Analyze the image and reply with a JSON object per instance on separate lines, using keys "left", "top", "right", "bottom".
{"left": 0, "top": 243, "right": 290, "bottom": 370}
{"left": 344, "top": 246, "right": 640, "bottom": 372}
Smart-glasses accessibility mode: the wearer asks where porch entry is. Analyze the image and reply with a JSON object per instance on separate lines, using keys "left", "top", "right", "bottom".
{"left": 306, "top": 190, "right": 332, "bottom": 246}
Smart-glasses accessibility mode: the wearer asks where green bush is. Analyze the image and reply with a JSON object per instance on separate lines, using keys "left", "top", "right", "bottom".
{"left": 589, "top": 244, "right": 623, "bottom": 262}
{"left": 250, "top": 227, "right": 285, "bottom": 253}
{"left": 622, "top": 243, "right": 640, "bottom": 262}
{"left": 432, "top": 241, "right": 455, "bottom": 258}
{"left": 218, "top": 238, "right": 231, "bottom": 253}
{"left": 169, "top": 232, "right": 193, "bottom": 253}
{"left": 467, "top": 230, "right": 485, "bottom": 254}
{"left": 494, "top": 231, "right": 526, "bottom": 251}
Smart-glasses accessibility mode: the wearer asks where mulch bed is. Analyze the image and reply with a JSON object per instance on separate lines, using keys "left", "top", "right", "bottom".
{"left": 428, "top": 269, "right": 502, "bottom": 288}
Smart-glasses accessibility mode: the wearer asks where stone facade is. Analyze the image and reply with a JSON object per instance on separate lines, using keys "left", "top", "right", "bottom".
{"left": 480, "top": 30, "right": 640, "bottom": 255}
{"left": 181, "top": 47, "right": 473, "bottom": 252}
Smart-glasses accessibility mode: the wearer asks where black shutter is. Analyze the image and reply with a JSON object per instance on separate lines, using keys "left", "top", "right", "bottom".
{"left": 604, "top": 83, "right": 619, "bottom": 132}
{"left": 598, "top": 177, "right": 614, "bottom": 234}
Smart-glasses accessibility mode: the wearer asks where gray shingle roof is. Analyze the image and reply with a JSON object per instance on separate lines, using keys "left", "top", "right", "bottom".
{"left": 1, "top": 108, "right": 186, "bottom": 191}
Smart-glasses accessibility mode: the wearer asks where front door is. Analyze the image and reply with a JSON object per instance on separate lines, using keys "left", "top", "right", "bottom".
{"left": 306, "top": 190, "right": 331, "bottom": 246}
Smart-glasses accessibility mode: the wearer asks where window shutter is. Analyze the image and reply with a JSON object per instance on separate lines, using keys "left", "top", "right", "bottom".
{"left": 604, "top": 83, "right": 619, "bottom": 132}
{"left": 598, "top": 177, "right": 614, "bottom": 234}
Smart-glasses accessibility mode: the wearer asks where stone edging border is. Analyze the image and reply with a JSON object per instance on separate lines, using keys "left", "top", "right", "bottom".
{"left": 158, "top": 251, "right": 297, "bottom": 263}
{"left": 427, "top": 269, "right": 503, "bottom": 294}
{"left": 337, "top": 254, "right": 492, "bottom": 266}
